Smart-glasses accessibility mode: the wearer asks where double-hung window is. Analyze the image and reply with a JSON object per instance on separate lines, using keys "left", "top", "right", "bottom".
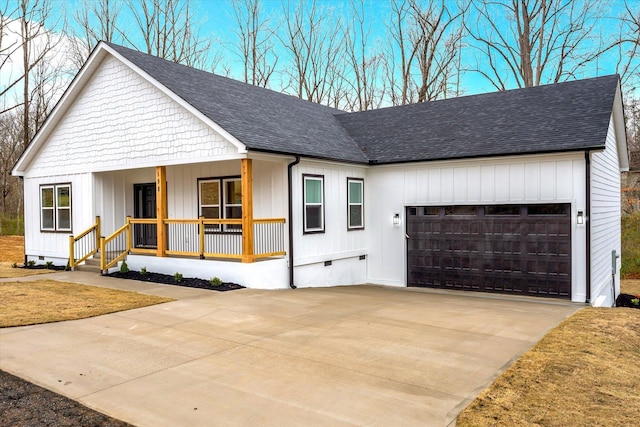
{"left": 198, "top": 177, "right": 242, "bottom": 231}
{"left": 40, "top": 184, "right": 71, "bottom": 232}
{"left": 347, "top": 178, "right": 364, "bottom": 230}
{"left": 303, "top": 174, "right": 324, "bottom": 233}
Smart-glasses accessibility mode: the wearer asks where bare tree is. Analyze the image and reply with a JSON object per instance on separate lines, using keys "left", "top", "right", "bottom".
{"left": 66, "top": 0, "right": 123, "bottom": 69}
{"left": 342, "top": 0, "right": 384, "bottom": 111}
{"left": 467, "top": 0, "right": 602, "bottom": 90}
{"left": 125, "top": 0, "right": 211, "bottom": 68}
{"left": 229, "top": 0, "right": 278, "bottom": 87}
{"left": 614, "top": 1, "right": 640, "bottom": 87}
{"left": 279, "top": 0, "right": 346, "bottom": 106}
{"left": 384, "top": 0, "right": 466, "bottom": 105}
{"left": 0, "top": 110, "right": 23, "bottom": 215}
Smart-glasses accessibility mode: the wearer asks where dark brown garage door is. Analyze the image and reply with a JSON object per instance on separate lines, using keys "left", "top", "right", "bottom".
{"left": 407, "top": 204, "right": 571, "bottom": 298}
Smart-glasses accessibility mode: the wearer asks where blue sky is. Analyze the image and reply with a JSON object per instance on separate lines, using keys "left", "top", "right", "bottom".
{"left": 2, "top": 0, "right": 637, "bottom": 109}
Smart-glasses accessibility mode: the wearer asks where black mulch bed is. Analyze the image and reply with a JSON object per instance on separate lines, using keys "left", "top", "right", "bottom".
{"left": 108, "top": 270, "right": 245, "bottom": 292}
{"left": 616, "top": 293, "right": 640, "bottom": 309}
{"left": 0, "top": 369, "right": 132, "bottom": 427}
{"left": 17, "top": 264, "right": 68, "bottom": 271}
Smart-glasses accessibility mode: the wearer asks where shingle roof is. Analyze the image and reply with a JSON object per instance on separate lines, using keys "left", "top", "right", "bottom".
{"left": 335, "top": 75, "right": 620, "bottom": 164}
{"left": 106, "top": 42, "right": 367, "bottom": 163}
{"left": 107, "top": 42, "right": 618, "bottom": 165}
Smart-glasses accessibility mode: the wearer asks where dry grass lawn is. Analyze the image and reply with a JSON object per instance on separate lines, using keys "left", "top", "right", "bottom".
{"left": 0, "top": 262, "right": 55, "bottom": 278}
{"left": 0, "top": 280, "right": 174, "bottom": 328}
{"left": 457, "top": 305, "right": 640, "bottom": 426}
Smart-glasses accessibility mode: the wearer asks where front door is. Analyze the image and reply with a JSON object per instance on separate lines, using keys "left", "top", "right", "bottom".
{"left": 133, "top": 183, "right": 157, "bottom": 248}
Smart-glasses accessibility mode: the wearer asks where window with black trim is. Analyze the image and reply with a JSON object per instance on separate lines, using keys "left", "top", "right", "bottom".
{"left": 347, "top": 178, "right": 364, "bottom": 230}
{"left": 303, "top": 174, "right": 324, "bottom": 233}
{"left": 40, "top": 184, "right": 71, "bottom": 232}
{"left": 198, "top": 177, "right": 242, "bottom": 231}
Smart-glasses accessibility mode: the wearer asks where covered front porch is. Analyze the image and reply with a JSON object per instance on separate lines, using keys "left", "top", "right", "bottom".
{"left": 69, "top": 158, "right": 290, "bottom": 288}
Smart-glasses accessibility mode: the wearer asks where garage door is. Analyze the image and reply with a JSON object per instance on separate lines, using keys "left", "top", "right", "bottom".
{"left": 406, "top": 204, "right": 571, "bottom": 298}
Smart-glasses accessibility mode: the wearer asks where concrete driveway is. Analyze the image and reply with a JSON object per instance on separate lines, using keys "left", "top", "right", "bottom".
{"left": 0, "top": 272, "right": 582, "bottom": 426}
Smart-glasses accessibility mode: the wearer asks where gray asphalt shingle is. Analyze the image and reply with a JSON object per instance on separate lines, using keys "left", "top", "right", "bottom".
{"left": 106, "top": 42, "right": 618, "bottom": 165}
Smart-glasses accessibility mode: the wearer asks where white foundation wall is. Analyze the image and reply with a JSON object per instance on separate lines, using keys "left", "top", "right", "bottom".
{"left": 125, "top": 255, "right": 288, "bottom": 289}
{"left": 590, "top": 115, "right": 622, "bottom": 307}
{"left": 24, "top": 172, "right": 93, "bottom": 265}
{"left": 366, "top": 153, "right": 588, "bottom": 302}
{"left": 291, "top": 160, "right": 368, "bottom": 287}
{"left": 26, "top": 55, "right": 239, "bottom": 177}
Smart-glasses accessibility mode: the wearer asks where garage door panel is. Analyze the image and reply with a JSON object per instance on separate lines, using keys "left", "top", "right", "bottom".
{"left": 407, "top": 204, "right": 571, "bottom": 298}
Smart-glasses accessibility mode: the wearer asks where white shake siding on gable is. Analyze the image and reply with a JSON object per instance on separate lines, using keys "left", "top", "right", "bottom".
{"left": 26, "top": 55, "right": 239, "bottom": 178}
{"left": 365, "top": 153, "right": 589, "bottom": 302}
{"left": 291, "top": 160, "right": 368, "bottom": 288}
{"left": 590, "top": 116, "right": 622, "bottom": 307}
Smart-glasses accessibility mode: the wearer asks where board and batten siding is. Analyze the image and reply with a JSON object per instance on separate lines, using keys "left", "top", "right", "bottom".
{"left": 366, "top": 153, "right": 588, "bottom": 302}
{"left": 25, "top": 55, "right": 240, "bottom": 178}
{"left": 24, "top": 173, "right": 93, "bottom": 263}
{"left": 291, "top": 160, "right": 368, "bottom": 287}
{"left": 590, "top": 116, "right": 622, "bottom": 306}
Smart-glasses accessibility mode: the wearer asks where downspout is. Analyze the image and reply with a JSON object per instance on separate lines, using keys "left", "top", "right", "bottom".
{"left": 585, "top": 151, "right": 591, "bottom": 304}
{"left": 287, "top": 156, "right": 301, "bottom": 289}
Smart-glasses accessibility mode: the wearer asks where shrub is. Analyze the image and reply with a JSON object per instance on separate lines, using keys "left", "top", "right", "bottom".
{"left": 27, "top": 260, "right": 35, "bottom": 268}
{"left": 65, "top": 260, "right": 71, "bottom": 271}
{"left": 174, "top": 272, "right": 183, "bottom": 283}
{"left": 140, "top": 267, "right": 148, "bottom": 276}
{"left": 11, "top": 262, "right": 17, "bottom": 268}
{"left": 45, "top": 261, "right": 53, "bottom": 269}
{"left": 120, "top": 260, "right": 129, "bottom": 273}
{"left": 209, "top": 277, "right": 222, "bottom": 287}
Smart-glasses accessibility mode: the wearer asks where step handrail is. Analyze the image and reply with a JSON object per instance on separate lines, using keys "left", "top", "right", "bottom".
{"left": 69, "top": 216, "right": 101, "bottom": 269}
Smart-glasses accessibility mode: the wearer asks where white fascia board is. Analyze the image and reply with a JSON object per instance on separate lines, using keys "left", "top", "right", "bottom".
{"left": 101, "top": 43, "right": 247, "bottom": 155}
{"left": 12, "top": 46, "right": 109, "bottom": 176}
{"left": 613, "top": 84, "right": 630, "bottom": 172}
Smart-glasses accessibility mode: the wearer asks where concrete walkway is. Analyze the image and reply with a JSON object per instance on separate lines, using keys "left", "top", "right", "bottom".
{"left": 0, "top": 271, "right": 582, "bottom": 426}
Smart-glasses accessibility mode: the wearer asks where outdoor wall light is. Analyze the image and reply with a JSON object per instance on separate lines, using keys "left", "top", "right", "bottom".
{"left": 393, "top": 213, "right": 400, "bottom": 226}
{"left": 577, "top": 211, "right": 584, "bottom": 225}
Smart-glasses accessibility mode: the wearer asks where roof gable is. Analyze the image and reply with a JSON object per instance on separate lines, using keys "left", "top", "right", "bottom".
{"left": 105, "top": 43, "right": 368, "bottom": 164}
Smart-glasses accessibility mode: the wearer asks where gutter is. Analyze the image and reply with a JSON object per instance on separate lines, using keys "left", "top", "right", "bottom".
{"left": 585, "top": 151, "right": 592, "bottom": 304}
{"left": 287, "top": 156, "right": 301, "bottom": 289}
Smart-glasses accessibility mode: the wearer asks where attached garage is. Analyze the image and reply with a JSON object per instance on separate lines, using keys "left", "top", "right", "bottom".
{"left": 406, "top": 204, "right": 571, "bottom": 298}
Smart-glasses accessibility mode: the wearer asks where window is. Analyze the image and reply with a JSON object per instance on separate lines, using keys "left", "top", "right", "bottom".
{"left": 303, "top": 174, "right": 324, "bottom": 233}
{"left": 347, "top": 178, "right": 364, "bottom": 230}
{"left": 198, "top": 177, "right": 241, "bottom": 231}
{"left": 40, "top": 184, "right": 71, "bottom": 232}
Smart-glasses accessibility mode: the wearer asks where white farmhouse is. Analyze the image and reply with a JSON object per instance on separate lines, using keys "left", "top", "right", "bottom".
{"left": 12, "top": 42, "right": 629, "bottom": 306}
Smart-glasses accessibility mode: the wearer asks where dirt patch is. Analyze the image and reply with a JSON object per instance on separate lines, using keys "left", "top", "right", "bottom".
{"left": 621, "top": 279, "right": 640, "bottom": 296}
{"left": 0, "top": 280, "right": 175, "bottom": 328}
{"left": 0, "top": 369, "right": 132, "bottom": 427}
{"left": 0, "top": 236, "right": 24, "bottom": 263}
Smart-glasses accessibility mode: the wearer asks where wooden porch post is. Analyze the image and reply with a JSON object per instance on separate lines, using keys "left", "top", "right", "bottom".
{"left": 241, "top": 158, "right": 255, "bottom": 263}
{"left": 156, "top": 166, "right": 167, "bottom": 257}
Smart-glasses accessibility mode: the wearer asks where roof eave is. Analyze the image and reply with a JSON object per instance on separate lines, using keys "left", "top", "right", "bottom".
{"left": 367, "top": 145, "right": 607, "bottom": 166}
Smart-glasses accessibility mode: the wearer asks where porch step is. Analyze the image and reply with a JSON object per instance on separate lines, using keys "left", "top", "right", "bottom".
{"left": 74, "top": 256, "right": 102, "bottom": 273}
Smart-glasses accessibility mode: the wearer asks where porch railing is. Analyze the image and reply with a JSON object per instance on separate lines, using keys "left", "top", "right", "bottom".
{"left": 69, "top": 216, "right": 100, "bottom": 269}
{"left": 99, "top": 216, "right": 286, "bottom": 272}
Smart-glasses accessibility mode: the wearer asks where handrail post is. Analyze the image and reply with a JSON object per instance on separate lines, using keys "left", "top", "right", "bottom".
{"left": 99, "top": 236, "right": 106, "bottom": 274}
{"left": 199, "top": 216, "right": 205, "bottom": 259}
{"left": 126, "top": 216, "right": 132, "bottom": 253}
{"left": 68, "top": 235, "right": 75, "bottom": 270}
{"left": 95, "top": 216, "right": 101, "bottom": 252}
